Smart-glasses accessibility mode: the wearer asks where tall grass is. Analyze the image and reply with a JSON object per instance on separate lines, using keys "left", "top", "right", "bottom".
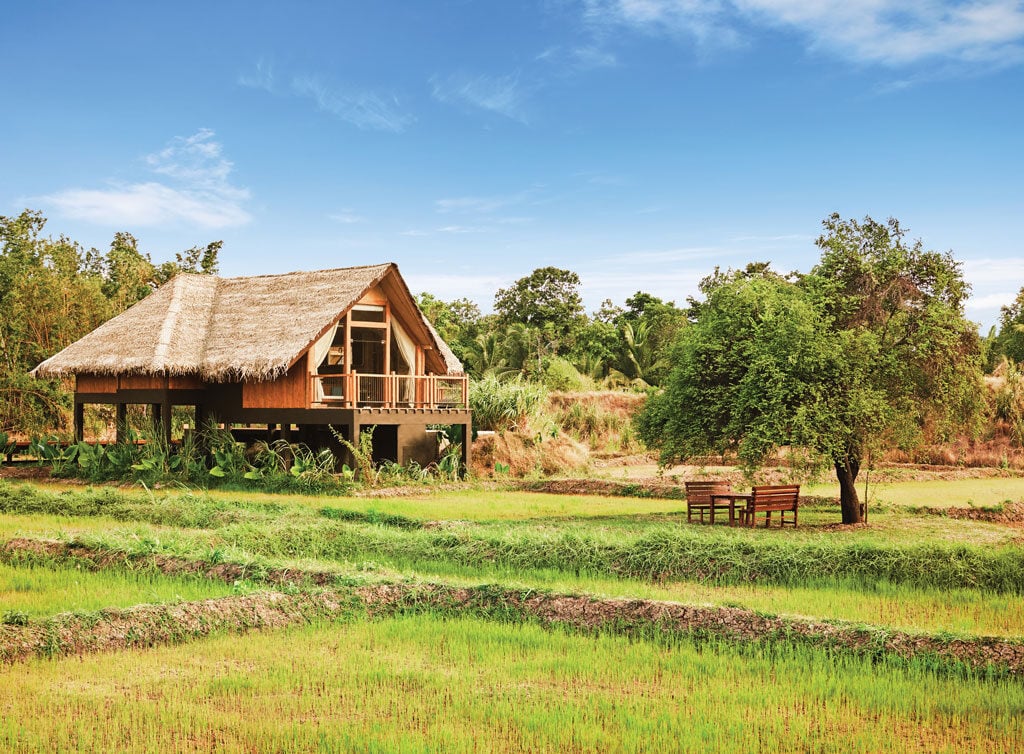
{"left": 469, "top": 376, "right": 546, "bottom": 431}
{"left": 1, "top": 615, "right": 1020, "bottom": 752}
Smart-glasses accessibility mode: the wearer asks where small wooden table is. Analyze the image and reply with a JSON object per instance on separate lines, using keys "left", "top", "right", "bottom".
{"left": 710, "top": 493, "right": 752, "bottom": 526}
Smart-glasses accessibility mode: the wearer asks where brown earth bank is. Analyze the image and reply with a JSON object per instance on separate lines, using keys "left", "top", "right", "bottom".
{"left": 3, "top": 538, "right": 1023, "bottom": 675}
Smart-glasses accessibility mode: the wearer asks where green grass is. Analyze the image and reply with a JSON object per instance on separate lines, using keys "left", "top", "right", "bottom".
{"left": 862, "top": 477, "right": 1024, "bottom": 508}
{"left": 1, "top": 615, "right": 1020, "bottom": 753}
{"left": 0, "top": 560, "right": 244, "bottom": 619}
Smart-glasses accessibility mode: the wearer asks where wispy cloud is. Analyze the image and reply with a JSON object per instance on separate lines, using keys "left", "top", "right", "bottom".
{"left": 436, "top": 195, "right": 515, "bottom": 214}
{"left": 597, "top": 245, "right": 742, "bottom": 265}
{"left": 291, "top": 75, "right": 413, "bottom": 133}
{"left": 580, "top": 0, "right": 1024, "bottom": 67}
{"left": 582, "top": 0, "right": 742, "bottom": 50}
{"left": 430, "top": 72, "right": 531, "bottom": 122}
{"left": 328, "top": 209, "right": 366, "bottom": 224}
{"left": 238, "top": 59, "right": 275, "bottom": 92}
{"left": 436, "top": 225, "right": 489, "bottom": 234}
{"left": 42, "top": 129, "right": 251, "bottom": 228}
{"left": 738, "top": 0, "right": 1024, "bottom": 66}
{"left": 239, "top": 62, "right": 413, "bottom": 133}
{"left": 537, "top": 44, "right": 619, "bottom": 71}
{"left": 408, "top": 272, "right": 510, "bottom": 305}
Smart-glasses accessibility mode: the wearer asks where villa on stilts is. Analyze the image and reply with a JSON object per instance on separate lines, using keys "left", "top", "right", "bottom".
{"left": 31, "top": 263, "right": 471, "bottom": 470}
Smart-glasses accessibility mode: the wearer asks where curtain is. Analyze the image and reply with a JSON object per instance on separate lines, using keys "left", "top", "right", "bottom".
{"left": 392, "top": 319, "right": 416, "bottom": 404}
{"left": 310, "top": 324, "right": 337, "bottom": 401}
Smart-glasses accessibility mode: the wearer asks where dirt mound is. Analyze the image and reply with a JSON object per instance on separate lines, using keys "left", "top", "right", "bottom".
{"left": 0, "top": 465, "right": 51, "bottom": 481}
{"left": 913, "top": 503, "right": 1024, "bottom": 524}
{"left": 472, "top": 432, "right": 590, "bottom": 478}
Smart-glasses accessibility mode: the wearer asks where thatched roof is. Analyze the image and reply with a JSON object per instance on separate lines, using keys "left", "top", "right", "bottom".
{"left": 33, "top": 263, "right": 464, "bottom": 380}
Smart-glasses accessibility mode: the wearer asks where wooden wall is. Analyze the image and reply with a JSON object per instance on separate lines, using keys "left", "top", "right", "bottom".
{"left": 76, "top": 374, "right": 117, "bottom": 393}
{"left": 242, "top": 358, "right": 309, "bottom": 409}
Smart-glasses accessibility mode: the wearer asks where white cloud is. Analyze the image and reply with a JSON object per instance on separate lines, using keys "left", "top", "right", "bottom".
{"left": 581, "top": 0, "right": 1024, "bottom": 66}
{"left": 42, "top": 129, "right": 251, "bottom": 229}
{"left": 968, "top": 292, "right": 1018, "bottom": 310}
{"left": 963, "top": 257, "right": 1024, "bottom": 285}
{"left": 430, "top": 72, "right": 531, "bottom": 122}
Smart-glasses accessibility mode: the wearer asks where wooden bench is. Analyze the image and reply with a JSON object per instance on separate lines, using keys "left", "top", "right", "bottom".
{"left": 684, "top": 480, "right": 733, "bottom": 524}
{"left": 740, "top": 484, "right": 799, "bottom": 528}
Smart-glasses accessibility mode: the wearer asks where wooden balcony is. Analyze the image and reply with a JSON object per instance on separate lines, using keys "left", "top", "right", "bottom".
{"left": 311, "top": 373, "right": 468, "bottom": 409}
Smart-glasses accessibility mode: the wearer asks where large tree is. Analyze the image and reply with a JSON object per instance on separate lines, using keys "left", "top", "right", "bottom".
{"left": 638, "top": 216, "right": 983, "bottom": 524}
{"left": 494, "top": 267, "right": 585, "bottom": 338}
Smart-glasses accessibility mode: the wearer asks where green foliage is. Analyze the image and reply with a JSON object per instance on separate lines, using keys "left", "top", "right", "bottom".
{"left": 332, "top": 425, "right": 376, "bottom": 484}
{"left": 469, "top": 376, "right": 546, "bottom": 432}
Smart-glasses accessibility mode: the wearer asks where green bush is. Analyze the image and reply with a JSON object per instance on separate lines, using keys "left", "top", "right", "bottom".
{"left": 543, "top": 357, "right": 586, "bottom": 392}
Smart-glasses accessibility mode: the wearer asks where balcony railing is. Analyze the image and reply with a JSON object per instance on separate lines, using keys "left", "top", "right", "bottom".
{"left": 312, "top": 373, "right": 468, "bottom": 409}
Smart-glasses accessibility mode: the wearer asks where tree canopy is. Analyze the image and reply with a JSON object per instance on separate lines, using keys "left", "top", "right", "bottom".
{"left": 0, "top": 210, "right": 220, "bottom": 435}
{"left": 494, "top": 267, "right": 584, "bottom": 336}
{"left": 638, "top": 215, "right": 983, "bottom": 523}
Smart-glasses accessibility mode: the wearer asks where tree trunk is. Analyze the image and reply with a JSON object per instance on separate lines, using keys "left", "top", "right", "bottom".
{"left": 835, "top": 457, "right": 863, "bottom": 524}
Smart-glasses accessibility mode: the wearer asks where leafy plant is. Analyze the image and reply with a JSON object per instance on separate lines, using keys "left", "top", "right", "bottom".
{"left": 331, "top": 425, "right": 376, "bottom": 484}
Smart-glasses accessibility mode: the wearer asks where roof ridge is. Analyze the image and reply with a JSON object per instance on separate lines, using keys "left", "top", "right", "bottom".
{"left": 152, "top": 276, "right": 185, "bottom": 369}
{"left": 214, "top": 263, "right": 394, "bottom": 283}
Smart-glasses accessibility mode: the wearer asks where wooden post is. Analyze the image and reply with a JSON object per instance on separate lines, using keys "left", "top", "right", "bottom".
{"left": 163, "top": 400, "right": 172, "bottom": 448}
{"left": 194, "top": 404, "right": 208, "bottom": 460}
{"left": 73, "top": 403, "right": 84, "bottom": 443}
{"left": 461, "top": 422, "right": 472, "bottom": 479}
{"left": 116, "top": 403, "right": 127, "bottom": 444}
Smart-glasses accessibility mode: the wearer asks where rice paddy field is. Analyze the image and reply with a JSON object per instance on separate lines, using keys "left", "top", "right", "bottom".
{"left": 2, "top": 473, "right": 1023, "bottom": 752}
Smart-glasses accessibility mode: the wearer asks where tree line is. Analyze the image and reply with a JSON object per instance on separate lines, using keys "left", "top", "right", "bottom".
{"left": 6, "top": 208, "right": 1024, "bottom": 524}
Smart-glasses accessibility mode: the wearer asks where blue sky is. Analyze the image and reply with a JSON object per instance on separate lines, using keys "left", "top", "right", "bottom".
{"left": 2, "top": 1, "right": 1022, "bottom": 329}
